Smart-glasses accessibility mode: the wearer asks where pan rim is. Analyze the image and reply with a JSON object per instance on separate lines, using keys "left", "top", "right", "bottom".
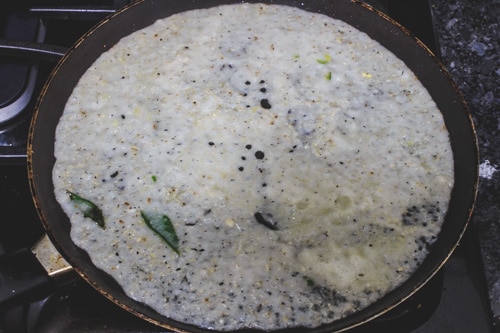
{"left": 27, "top": 0, "right": 479, "bottom": 332}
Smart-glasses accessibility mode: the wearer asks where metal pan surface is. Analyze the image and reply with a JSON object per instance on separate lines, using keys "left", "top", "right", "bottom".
{"left": 27, "top": 0, "right": 479, "bottom": 332}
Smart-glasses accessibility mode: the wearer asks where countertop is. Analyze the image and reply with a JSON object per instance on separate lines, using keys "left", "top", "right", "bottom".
{"left": 430, "top": 0, "right": 500, "bottom": 328}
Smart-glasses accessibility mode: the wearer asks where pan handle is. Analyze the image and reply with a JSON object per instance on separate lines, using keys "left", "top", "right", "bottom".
{"left": 0, "top": 235, "right": 76, "bottom": 310}
{"left": 0, "top": 248, "right": 53, "bottom": 310}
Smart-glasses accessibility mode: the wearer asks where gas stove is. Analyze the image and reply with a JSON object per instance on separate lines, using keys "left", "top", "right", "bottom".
{"left": 0, "top": 1, "right": 494, "bottom": 332}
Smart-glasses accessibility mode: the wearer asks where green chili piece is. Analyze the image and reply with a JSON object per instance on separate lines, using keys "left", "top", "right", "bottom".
{"left": 141, "top": 211, "right": 179, "bottom": 254}
{"left": 316, "top": 54, "right": 331, "bottom": 64}
{"left": 67, "top": 191, "right": 105, "bottom": 229}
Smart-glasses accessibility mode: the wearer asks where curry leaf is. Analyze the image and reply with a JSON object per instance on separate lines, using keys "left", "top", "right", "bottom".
{"left": 67, "top": 191, "right": 105, "bottom": 229}
{"left": 141, "top": 211, "right": 179, "bottom": 254}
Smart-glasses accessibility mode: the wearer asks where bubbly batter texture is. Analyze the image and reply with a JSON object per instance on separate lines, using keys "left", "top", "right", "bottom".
{"left": 53, "top": 3, "right": 454, "bottom": 330}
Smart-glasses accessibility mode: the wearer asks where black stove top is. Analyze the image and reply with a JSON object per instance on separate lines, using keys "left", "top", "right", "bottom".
{"left": 0, "top": 1, "right": 494, "bottom": 332}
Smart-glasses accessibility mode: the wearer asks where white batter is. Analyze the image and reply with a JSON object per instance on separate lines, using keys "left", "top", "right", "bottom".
{"left": 52, "top": 3, "right": 454, "bottom": 330}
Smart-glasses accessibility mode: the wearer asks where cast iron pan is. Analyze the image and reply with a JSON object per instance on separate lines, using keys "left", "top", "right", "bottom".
{"left": 26, "top": 0, "right": 479, "bottom": 332}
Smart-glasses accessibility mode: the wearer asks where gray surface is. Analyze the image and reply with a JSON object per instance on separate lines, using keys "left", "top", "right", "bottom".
{"left": 430, "top": 0, "right": 500, "bottom": 328}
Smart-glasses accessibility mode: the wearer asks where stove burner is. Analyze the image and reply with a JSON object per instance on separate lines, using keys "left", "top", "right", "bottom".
{"left": 0, "top": 14, "right": 44, "bottom": 125}
{"left": 0, "top": 0, "right": 133, "bottom": 161}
